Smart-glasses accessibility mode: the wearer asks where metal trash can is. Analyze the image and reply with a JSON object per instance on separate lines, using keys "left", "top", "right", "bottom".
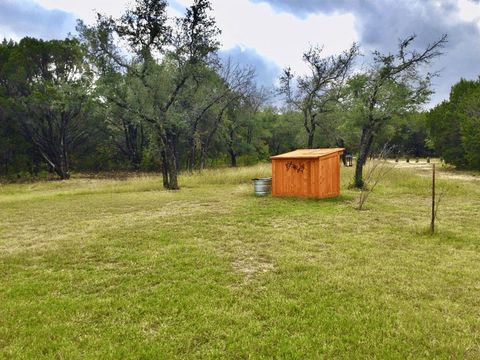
{"left": 252, "top": 178, "right": 272, "bottom": 196}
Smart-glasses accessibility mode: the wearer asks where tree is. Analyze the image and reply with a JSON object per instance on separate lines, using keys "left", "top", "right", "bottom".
{"left": 95, "top": 70, "right": 148, "bottom": 170}
{"left": 257, "top": 108, "right": 303, "bottom": 156}
{"left": 349, "top": 34, "right": 447, "bottom": 188}
{"left": 459, "top": 85, "right": 480, "bottom": 169}
{"left": 427, "top": 78, "right": 480, "bottom": 169}
{"left": 79, "top": 0, "right": 221, "bottom": 189}
{"left": 0, "top": 100, "right": 37, "bottom": 177}
{"left": 0, "top": 40, "right": 36, "bottom": 176}
{"left": 279, "top": 44, "right": 358, "bottom": 148}
{"left": 0, "top": 37, "right": 93, "bottom": 179}
{"left": 105, "top": 101, "right": 147, "bottom": 170}
{"left": 180, "top": 60, "right": 257, "bottom": 171}
{"left": 389, "top": 112, "right": 432, "bottom": 158}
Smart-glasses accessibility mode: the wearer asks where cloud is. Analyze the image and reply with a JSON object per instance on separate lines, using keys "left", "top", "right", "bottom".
{"left": 34, "top": 0, "right": 131, "bottom": 25}
{"left": 251, "top": 0, "right": 480, "bottom": 106}
{"left": 219, "top": 46, "right": 281, "bottom": 89}
{"left": 9, "top": 0, "right": 359, "bottom": 94}
{"left": 175, "top": 0, "right": 358, "bottom": 78}
{"left": 5, "top": 0, "right": 478, "bottom": 106}
{"left": 0, "top": 0, "right": 76, "bottom": 41}
{"left": 250, "top": 0, "right": 354, "bottom": 18}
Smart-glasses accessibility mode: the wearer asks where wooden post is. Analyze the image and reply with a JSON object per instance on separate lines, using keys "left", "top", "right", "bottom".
{"left": 430, "top": 163, "right": 436, "bottom": 235}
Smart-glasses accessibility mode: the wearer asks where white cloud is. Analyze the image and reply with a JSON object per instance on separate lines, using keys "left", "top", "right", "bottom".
{"left": 0, "top": 26, "right": 20, "bottom": 41}
{"left": 34, "top": 0, "right": 358, "bottom": 76}
{"left": 456, "top": 0, "right": 480, "bottom": 26}
{"left": 34, "top": 0, "right": 130, "bottom": 24}
{"left": 176, "top": 0, "right": 358, "bottom": 75}
{"left": 14, "top": 0, "right": 479, "bottom": 106}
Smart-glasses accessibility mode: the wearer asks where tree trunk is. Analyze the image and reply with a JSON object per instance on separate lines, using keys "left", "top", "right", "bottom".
{"left": 229, "top": 149, "right": 237, "bottom": 167}
{"left": 167, "top": 157, "right": 179, "bottom": 189}
{"left": 52, "top": 156, "right": 70, "bottom": 179}
{"left": 156, "top": 126, "right": 180, "bottom": 190}
{"left": 187, "top": 136, "right": 196, "bottom": 173}
{"left": 131, "top": 152, "right": 141, "bottom": 171}
{"left": 159, "top": 136, "right": 179, "bottom": 190}
{"left": 59, "top": 161, "right": 70, "bottom": 179}
{"left": 304, "top": 109, "right": 315, "bottom": 149}
{"left": 307, "top": 130, "right": 315, "bottom": 149}
{"left": 354, "top": 126, "right": 374, "bottom": 188}
{"left": 124, "top": 123, "right": 144, "bottom": 170}
{"left": 168, "top": 141, "right": 179, "bottom": 190}
{"left": 55, "top": 122, "right": 70, "bottom": 180}
{"left": 161, "top": 149, "right": 170, "bottom": 188}
{"left": 173, "top": 137, "right": 181, "bottom": 174}
{"left": 55, "top": 166, "right": 70, "bottom": 180}
{"left": 40, "top": 147, "right": 69, "bottom": 180}
{"left": 199, "top": 150, "right": 206, "bottom": 171}
{"left": 336, "top": 138, "right": 347, "bottom": 166}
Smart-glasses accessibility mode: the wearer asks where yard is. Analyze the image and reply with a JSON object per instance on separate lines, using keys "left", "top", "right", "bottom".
{"left": 1, "top": 163, "right": 479, "bottom": 358}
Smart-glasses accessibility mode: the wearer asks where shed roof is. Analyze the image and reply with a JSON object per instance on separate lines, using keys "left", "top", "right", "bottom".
{"left": 270, "top": 148, "right": 344, "bottom": 159}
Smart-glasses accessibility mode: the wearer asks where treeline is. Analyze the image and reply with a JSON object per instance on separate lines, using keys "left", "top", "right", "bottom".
{"left": 427, "top": 78, "right": 480, "bottom": 170}
{"left": 0, "top": 32, "right": 300, "bottom": 180}
{"left": 1, "top": 0, "right": 476, "bottom": 189}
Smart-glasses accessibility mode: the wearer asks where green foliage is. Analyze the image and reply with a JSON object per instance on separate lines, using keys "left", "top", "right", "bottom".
{"left": 457, "top": 83, "right": 480, "bottom": 169}
{"left": 384, "top": 112, "right": 432, "bottom": 157}
{"left": 0, "top": 109, "right": 35, "bottom": 177}
{"left": 79, "top": 0, "right": 237, "bottom": 188}
{"left": 1, "top": 6, "right": 476, "bottom": 182}
{"left": 0, "top": 37, "right": 96, "bottom": 179}
{"left": 257, "top": 109, "right": 303, "bottom": 154}
{"left": 427, "top": 78, "right": 480, "bottom": 169}
{"left": 345, "top": 35, "right": 446, "bottom": 188}
{"left": 279, "top": 44, "right": 359, "bottom": 148}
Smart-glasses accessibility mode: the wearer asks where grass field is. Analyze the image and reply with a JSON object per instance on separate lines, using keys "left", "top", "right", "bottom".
{"left": 1, "top": 163, "right": 479, "bottom": 359}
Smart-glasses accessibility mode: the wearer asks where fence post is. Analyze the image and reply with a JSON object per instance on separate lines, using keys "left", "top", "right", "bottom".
{"left": 430, "top": 163, "right": 436, "bottom": 235}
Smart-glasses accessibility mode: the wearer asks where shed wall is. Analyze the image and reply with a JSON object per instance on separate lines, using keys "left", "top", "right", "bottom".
{"left": 272, "top": 153, "right": 341, "bottom": 198}
{"left": 317, "top": 153, "right": 341, "bottom": 197}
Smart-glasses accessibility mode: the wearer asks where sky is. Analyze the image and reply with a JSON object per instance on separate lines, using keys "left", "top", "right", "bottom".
{"left": 1, "top": 0, "right": 480, "bottom": 107}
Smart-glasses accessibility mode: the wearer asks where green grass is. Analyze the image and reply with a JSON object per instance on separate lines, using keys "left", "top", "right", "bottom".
{"left": 1, "top": 163, "right": 479, "bottom": 359}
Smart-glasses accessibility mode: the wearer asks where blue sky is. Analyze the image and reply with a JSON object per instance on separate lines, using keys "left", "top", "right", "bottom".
{"left": 1, "top": 0, "right": 480, "bottom": 107}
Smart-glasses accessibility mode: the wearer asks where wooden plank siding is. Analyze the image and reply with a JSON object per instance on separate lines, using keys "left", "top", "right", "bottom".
{"left": 271, "top": 148, "right": 344, "bottom": 198}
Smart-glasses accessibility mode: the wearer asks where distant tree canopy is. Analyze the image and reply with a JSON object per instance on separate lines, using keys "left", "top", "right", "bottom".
{"left": 0, "top": 0, "right": 458, "bottom": 186}
{"left": 0, "top": 37, "right": 94, "bottom": 179}
{"left": 427, "top": 78, "right": 480, "bottom": 170}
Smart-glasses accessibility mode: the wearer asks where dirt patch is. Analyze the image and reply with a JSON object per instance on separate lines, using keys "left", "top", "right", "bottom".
{"left": 387, "top": 161, "right": 480, "bottom": 182}
{"left": 232, "top": 256, "right": 274, "bottom": 284}
{"left": 432, "top": 173, "right": 480, "bottom": 182}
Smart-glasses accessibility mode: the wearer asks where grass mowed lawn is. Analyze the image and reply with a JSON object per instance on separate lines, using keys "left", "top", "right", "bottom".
{"left": 1, "top": 164, "right": 479, "bottom": 358}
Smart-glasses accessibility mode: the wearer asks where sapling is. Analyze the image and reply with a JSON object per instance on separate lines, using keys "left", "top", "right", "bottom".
{"left": 357, "top": 145, "right": 396, "bottom": 210}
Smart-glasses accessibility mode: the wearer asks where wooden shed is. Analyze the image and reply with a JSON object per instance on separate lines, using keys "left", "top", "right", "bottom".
{"left": 270, "top": 148, "right": 344, "bottom": 198}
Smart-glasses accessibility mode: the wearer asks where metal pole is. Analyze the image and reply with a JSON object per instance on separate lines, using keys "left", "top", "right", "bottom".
{"left": 430, "top": 163, "right": 436, "bottom": 235}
